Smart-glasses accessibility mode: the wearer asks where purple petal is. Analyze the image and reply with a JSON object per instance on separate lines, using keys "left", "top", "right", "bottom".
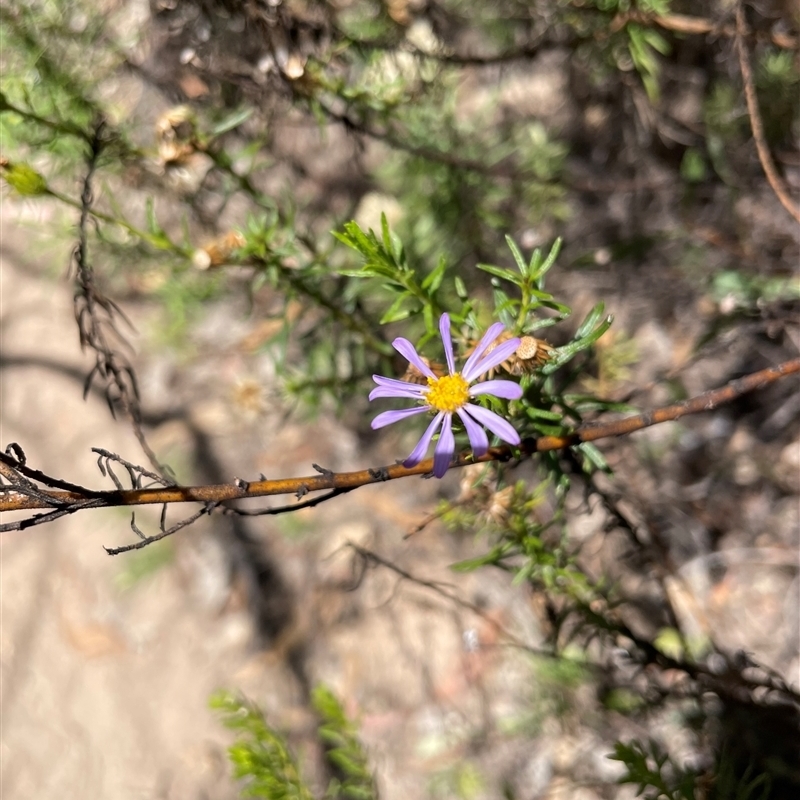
{"left": 439, "top": 313, "right": 455, "bottom": 375}
{"left": 462, "top": 322, "right": 506, "bottom": 381}
{"left": 373, "top": 374, "right": 427, "bottom": 391}
{"left": 461, "top": 403, "right": 521, "bottom": 446}
{"left": 403, "top": 412, "right": 444, "bottom": 468}
{"left": 369, "top": 376, "right": 427, "bottom": 401}
{"left": 432, "top": 414, "right": 455, "bottom": 477}
{"left": 456, "top": 407, "right": 488, "bottom": 458}
{"left": 465, "top": 338, "right": 520, "bottom": 382}
{"left": 371, "top": 406, "right": 430, "bottom": 430}
{"left": 469, "top": 379, "right": 523, "bottom": 400}
{"left": 392, "top": 337, "right": 436, "bottom": 379}
{"left": 370, "top": 386, "right": 427, "bottom": 401}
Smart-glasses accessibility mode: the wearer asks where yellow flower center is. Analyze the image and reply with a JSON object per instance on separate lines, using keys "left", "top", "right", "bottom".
{"left": 425, "top": 373, "right": 469, "bottom": 413}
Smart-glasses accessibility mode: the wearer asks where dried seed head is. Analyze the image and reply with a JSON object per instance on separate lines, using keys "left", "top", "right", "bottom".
{"left": 468, "top": 330, "right": 553, "bottom": 376}
{"left": 485, "top": 485, "right": 514, "bottom": 526}
{"left": 155, "top": 105, "right": 199, "bottom": 166}
{"left": 231, "top": 378, "right": 265, "bottom": 418}
{"left": 457, "top": 466, "right": 514, "bottom": 527}
{"left": 402, "top": 356, "right": 446, "bottom": 385}
{"left": 192, "top": 230, "right": 246, "bottom": 269}
{"left": 513, "top": 336, "right": 553, "bottom": 372}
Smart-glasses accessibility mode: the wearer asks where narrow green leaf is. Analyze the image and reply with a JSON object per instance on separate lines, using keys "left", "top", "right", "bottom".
{"left": 576, "top": 442, "right": 610, "bottom": 473}
{"left": 380, "top": 294, "right": 413, "bottom": 324}
{"left": 575, "top": 302, "right": 606, "bottom": 339}
{"left": 525, "top": 406, "right": 563, "bottom": 421}
{"left": 451, "top": 543, "right": 514, "bottom": 571}
{"left": 542, "top": 314, "right": 613, "bottom": 374}
{"left": 476, "top": 262, "right": 524, "bottom": 286}
{"left": 531, "top": 237, "right": 562, "bottom": 280}
{"left": 380, "top": 212, "right": 392, "bottom": 255}
{"left": 504, "top": 235, "right": 528, "bottom": 275}
{"left": 421, "top": 256, "right": 446, "bottom": 292}
{"left": 532, "top": 422, "right": 570, "bottom": 437}
{"left": 145, "top": 197, "right": 162, "bottom": 236}
{"left": 423, "top": 303, "right": 435, "bottom": 335}
{"left": 210, "top": 107, "right": 254, "bottom": 136}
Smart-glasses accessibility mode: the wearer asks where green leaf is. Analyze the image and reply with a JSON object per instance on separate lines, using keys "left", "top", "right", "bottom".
{"left": 476, "top": 261, "right": 524, "bottom": 286}
{"left": 451, "top": 543, "right": 515, "bottom": 571}
{"left": 423, "top": 302, "right": 435, "bottom": 335}
{"left": 531, "top": 422, "right": 569, "bottom": 437}
{"left": 576, "top": 442, "right": 610, "bottom": 473}
{"left": 575, "top": 302, "right": 606, "bottom": 339}
{"left": 380, "top": 211, "right": 403, "bottom": 264}
{"left": 531, "top": 238, "right": 562, "bottom": 281}
{"left": 644, "top": 28, "right": 671, "bottom": 56}
{"left": 542, "top": 313, "right": 613, "bottom": 374}
{"left": 2, "top": 161, "right": 48, "bottom": 195}
{"left": 379, "top": 293, "right": 414, "bottom": 324}
{"left": 680, "top": 148, "right": 707, "bottom": 183}
{"left": 504, "top": 234, "right": 528, "bottom": 275}
{"left": 211, "top": 107, "right": 254, "bottom": 137}
{"left": 421, "top": 255, "right": 446, "bottom": 292}
{"left": 333, "top": 268, "right": 369, "bottom": 278}
{"left": 145, "top": 197, "right": 165, "bottom": 236}
{"left": 525, "top": 407, "right": 563, "bottom": 421}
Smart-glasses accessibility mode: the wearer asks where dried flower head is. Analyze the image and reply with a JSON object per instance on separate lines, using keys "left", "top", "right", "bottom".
{"left": 467, "top": 330, "right": 553, "bottom": 377}
{"left": 401, "top": 355, "right": 446, "bottom": 385}
{"left": 457, "top": 465, "right": 515, "bottom": 527}
{"left": 155, "top": 105, "right": 199, "bottom": 166}
{"left": 192, "top": 230, "right": 246, "bottom": 270}
{"left": 231, "top": 378, "right": 266, "bottom": 418}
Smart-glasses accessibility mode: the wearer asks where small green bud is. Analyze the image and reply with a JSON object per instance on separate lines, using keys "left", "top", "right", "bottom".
{"left": 2, "top": 162, "right": 48, "bottom": 196}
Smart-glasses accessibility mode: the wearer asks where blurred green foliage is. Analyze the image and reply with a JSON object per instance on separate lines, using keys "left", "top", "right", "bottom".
{"left": 212, "top": 688, "right": 377, "bottom": 800}
{"left": 211, "top": 691, "right": 315, "bottom": 800}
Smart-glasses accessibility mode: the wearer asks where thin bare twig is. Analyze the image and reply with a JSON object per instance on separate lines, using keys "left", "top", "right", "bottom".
{"left": 1, "top": 357, "right": 798, "bottom": 543}
{"left": 71, "top": 121, "right": 176, "bottom": 480}
{"left": 103, "top": 506, "right": 214, "bottom": 555}
{"left": 347, "top": 542, "right": 552, "bottom": 657}
{"left": 735, "top": 3, "right": 800, "bottom": 224}
{"left": 222, "top": 487, "right": 354, "bottom": 517}
{"left": 346, "top": 9, "right": 798, "bottom": 69}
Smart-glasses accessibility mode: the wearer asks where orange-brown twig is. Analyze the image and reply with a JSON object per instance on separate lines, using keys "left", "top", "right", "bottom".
{"left": 615, "top": 10, "right": 799, "bottom": 51}
{"left": 735, "top": 3, "right": 800, "bottom": 225}
{"left": 2, "top": 357, "right": 798, "bottom": 535}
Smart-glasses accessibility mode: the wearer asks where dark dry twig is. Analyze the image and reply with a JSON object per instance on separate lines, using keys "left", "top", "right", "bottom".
{"left": 735, "top": 2, "right": 800, "bottom": 224}
{"left": 347, "top": 542, "right": 553, "bottom": 657}
{"left": 71, "top": 121, "right": 175, "bottom": 480}
{"left": 104, "top": 505, "right": 215, "bottom": 555}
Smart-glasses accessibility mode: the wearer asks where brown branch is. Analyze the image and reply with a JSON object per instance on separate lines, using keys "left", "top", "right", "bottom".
{"left": 616, "top": 10, "right": 799, "bottom": 51}
{"left": 735, "top": 3, "right": 800, "bottom": 225}
{"left": 346, "top": 9, "right": 799, "bottom": 67}
{"left": 342, "top": 29, "right": 574, "bottom": 66}
{"left": 2, "top": 357, "right": 798, "bottom": 533}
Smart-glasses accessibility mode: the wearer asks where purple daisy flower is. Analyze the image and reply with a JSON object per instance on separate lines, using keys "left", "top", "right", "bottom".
{"left": 370, "top": 313, "right": 524, "bottom": 478}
